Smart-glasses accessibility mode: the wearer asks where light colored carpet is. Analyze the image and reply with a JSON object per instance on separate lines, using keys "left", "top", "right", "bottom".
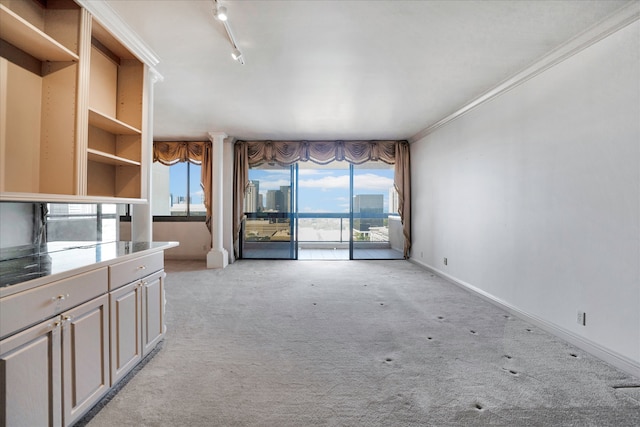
{"left": 82, "top": 260, "right": 640, "bottom": 426}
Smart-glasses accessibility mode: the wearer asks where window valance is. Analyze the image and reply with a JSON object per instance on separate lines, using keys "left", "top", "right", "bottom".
{"left": 245, "top": 140, "right": 398, "bottom": 166}
{"left": 153, "top": 141, "right": 208, "bottom": 165}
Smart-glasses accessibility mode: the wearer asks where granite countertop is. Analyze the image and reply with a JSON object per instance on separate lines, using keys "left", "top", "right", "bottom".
{"left": 0, "top": 241, "right": 178, "bottom": 294}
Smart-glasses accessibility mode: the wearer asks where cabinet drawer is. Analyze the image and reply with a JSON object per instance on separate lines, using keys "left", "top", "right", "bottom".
{"left": 109, "top": 251, "right": 164, "bottom": 291}
{"left": 0, "top": 268, "right": 108, "bottom": 339}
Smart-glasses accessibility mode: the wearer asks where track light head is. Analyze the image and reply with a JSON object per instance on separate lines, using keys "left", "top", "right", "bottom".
{"left": 231, "top": 48, "right": 244, "bottom": 63}
{"left": 215, "top": 5, "right": 228, "bottom": 21}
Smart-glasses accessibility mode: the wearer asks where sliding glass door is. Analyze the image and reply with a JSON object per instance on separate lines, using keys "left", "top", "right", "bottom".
{"left": 297, "top": 161, "right": 350, "bottom": 260}
{"left": 241, "top": 163, "right": 297, "bottom": 259}
{"left": 241, "top": 161, "right": 404, "bottom": 260}
{"left": 352, "top": 162, "right": 404, "bottom": 260}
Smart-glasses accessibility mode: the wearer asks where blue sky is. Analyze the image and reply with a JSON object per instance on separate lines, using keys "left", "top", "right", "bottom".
{"left": 249, "top": 165, "right": 395, "bottom": 213}
{"left": 169, "top": 162, "right": 204, "bottom": 203}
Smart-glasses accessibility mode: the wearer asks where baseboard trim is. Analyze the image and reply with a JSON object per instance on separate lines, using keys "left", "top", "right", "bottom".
{"left": 409, "top": 259, "right": 640, "bottom": 379}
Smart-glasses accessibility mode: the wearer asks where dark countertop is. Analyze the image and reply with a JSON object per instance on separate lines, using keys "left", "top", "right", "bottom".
{"left": 0, "top": 241, "right": 178, "bottom": 296}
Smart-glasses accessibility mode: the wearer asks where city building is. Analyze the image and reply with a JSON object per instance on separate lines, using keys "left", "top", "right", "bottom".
{"left": 244, "top": 180, "right": 260, "bottom": 212}
{"left": 353, "top": 194, "right": 384, "bottom": 232}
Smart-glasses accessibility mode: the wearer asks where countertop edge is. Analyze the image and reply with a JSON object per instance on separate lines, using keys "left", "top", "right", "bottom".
{"left": 0, "top": 241, "right": 179, "bottom": 298}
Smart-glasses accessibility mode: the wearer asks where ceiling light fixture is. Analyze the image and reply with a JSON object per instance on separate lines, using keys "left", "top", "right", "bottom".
{"left": 215, "top": 5, "right": 227, "bottom": 21}
{"left": 213, "top": 0, "right": 245, "bottom": 65}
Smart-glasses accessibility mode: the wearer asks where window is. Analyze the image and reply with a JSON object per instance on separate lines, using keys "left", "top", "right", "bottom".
{"left": 151, "top": 161, "right": 206, "bottom": 219}
{"left": 47, "top": 204, "right": 118, "bottom": 242}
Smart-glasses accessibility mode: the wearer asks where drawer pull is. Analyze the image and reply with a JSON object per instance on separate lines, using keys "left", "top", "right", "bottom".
{"left": 137, "top": 265, "right": 147, "bottom": 270}
{"left": 54, "top": 316, "right": 72, "bottom": 328}
{"left": 53, "top": 294, "right": 69, "bottom": 301}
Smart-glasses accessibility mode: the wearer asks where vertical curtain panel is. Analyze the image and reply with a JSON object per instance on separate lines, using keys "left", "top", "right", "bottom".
{"left": 153, "top": 141, "right": 213, "bottom": 231}
{"left": 234, "top": 140, "right": 411, "bottom": 258}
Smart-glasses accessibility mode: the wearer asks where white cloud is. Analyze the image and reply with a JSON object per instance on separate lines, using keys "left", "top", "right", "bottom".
{"left": 298, "top": 173, "right": 393, "bottom": 191}
{"left": 299, "top": 175, "right": 349, "bottom": 189}
{"left": 298, "top": 169, "right": 326, "bottom": 176}
{"left": 354, "top": 173, "right": 394, "bottom": 190}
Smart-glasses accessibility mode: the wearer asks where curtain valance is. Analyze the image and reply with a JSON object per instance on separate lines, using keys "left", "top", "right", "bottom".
{"left": 245, "top": 140, "right": 398, "bottom": 166}
{"left": 234, "top": 140, "right": 411, "bottom": 258}
{"left": 153, "top": 141, "right": 213, "bottom": 231}
{"left": 153, "top": 141, "right": 208, "bottom": 165}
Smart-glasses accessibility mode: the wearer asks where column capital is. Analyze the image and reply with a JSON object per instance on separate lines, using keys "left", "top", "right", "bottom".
{"left": 208, "top": 132, "right": 228, "bottom": 143}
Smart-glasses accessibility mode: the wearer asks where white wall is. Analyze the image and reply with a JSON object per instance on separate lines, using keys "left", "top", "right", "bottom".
{"left": 151, "top": 162, "right": 171, "bottom": 215}
{"left": 121, "top": 221, "right": 211, "bottom": 260}
{"left": 411, "top": 21, "right": 639, "bottom": 373}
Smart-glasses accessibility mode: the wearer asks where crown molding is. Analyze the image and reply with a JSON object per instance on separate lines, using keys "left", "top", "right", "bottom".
{"left": 409, "top": 1, "right": 640, "bottom": 144}
{"left": 76, "top": 0, "right": 161, "bottom": 70}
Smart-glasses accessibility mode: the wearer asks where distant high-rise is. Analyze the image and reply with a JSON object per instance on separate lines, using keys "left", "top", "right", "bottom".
{"left": 280, "top": 185, "right": 291, "bottom": 212}
{"left": 353, "top": 194, "right": 384, "bottom": 231}
{"left": 389, "top": 186, "right": 399, "bottom": 214}
{"left": 266, "top": 189, "right": 285, "bottom": 211}
{"left": 244, "top": 180, "right": 260, "bottom": 212}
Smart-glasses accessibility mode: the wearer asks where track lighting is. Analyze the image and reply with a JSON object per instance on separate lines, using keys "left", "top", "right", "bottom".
{"left": 213, "top": 0, "right": 244, "bottom": 64}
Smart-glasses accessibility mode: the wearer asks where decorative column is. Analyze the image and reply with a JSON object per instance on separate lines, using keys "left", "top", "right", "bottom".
{"left": 207, "top": 132, "right": 229, "bottom": 268}
{"left": 131, "top": 67, "right": 163, "bottom": 242}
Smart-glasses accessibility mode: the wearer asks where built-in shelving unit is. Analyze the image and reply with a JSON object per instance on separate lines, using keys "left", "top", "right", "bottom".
{"left": 0, "top": 0, "right": 80, "bottom": 196}
{"left": 0, "top": 0, "right": 151, "bottom": 202}
{"left": 87, "top": 18, "right": 144, "bottom": 199}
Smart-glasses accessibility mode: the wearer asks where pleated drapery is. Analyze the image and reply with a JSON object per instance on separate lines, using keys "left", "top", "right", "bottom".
{"left": 245, "top": 140, "right": 398, "bottom": 165}
{"left": 153, "top": 141, "right": 213, "bottom": 231}
{"left": 234, "top": 140, "right": 412, "bottom": 258}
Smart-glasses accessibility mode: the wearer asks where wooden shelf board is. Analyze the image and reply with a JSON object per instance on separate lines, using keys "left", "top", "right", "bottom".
{"left": 0, "top": 5, "right": 79, "bottom": 62}
{"left": 88, "top": 108, "right": 141, "bottom": 135}
{"left": 0, "top": 191, "right": 148, "bottom": 204}
{"left": 87, "top": 149, "right": 141, "bottom": 166}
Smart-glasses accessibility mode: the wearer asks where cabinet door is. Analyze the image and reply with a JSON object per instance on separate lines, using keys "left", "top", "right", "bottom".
{"left": 0, "top": 317, "right": 62, "bottom": 427}
{"left": 109, "top": 281, "right": 142, "bottom": 385}
{"left": 142, "top": 270, "right": 165, "bottom": 356}
{"left": 62, "top": 295, "right": 110, "bottom": 427}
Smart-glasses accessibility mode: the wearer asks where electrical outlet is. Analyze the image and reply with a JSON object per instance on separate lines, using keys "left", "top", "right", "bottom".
{"left": 420, "top": 251, "right": 423, "bottom": 258}
{"left": 444, "top": 257, "right": 448, "bottom": 266}
{"left": 577, "top": 311, "right": 586, "bottom": 326}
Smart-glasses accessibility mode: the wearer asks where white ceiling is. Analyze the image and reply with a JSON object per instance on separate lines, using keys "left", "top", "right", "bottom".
{"left": 105, "top": 0, "right": 632, "bottom": 142}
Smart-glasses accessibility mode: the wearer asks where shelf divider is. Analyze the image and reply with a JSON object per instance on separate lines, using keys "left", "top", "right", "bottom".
{"left": 87, "top": 148, "right": 141, "bottom": 167}
{"left": 88, "top": 108, "right": 142, "bottom": 135}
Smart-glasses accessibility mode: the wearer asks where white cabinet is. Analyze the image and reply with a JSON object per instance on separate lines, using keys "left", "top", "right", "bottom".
{"left": 141, "top": 271, "right": 164, "bottom": 356}
{"left": 109, "top": 279, "right": 142, "bottom": 384}
{"left": 0, "top": 274, "right": 109, "bottom": 427}
{"left": 62, "top": 294, "right": 110, "bottom": 426}
{"left": 0, "top": 317, "right": 62, "bottom": 427}
{"left": 109, "top": 269, "right": 165, "bottom": 386}
{"left": 0, "top": 246, "right": 169, "bottom": 426}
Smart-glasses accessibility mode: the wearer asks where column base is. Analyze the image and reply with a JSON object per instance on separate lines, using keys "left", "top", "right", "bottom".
{"left": 207, "top": 248, "right": 229, "bottom": 269}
